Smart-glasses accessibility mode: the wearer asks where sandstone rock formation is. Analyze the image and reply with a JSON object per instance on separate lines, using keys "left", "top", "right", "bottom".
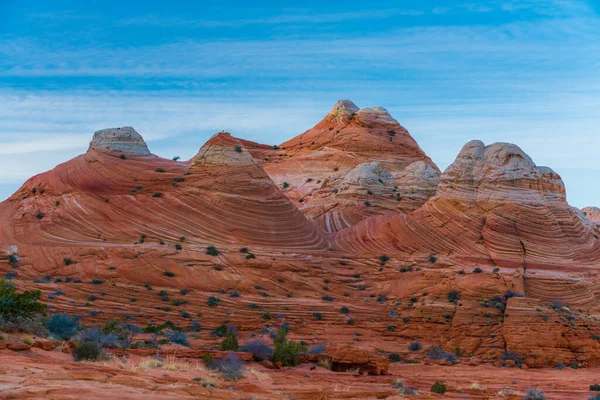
{"left": 334, "top": 140, "right": 600, "bottom": 269}
{"left": 0, "top": 129, "right": 326, "bottom": 250}
{"left": 1, "top": 101, "right": 600, "bottom": 397}
{"left": 89, "top": 126, "right": 151, "bottom": 155}
{"left": 254, "top": 99, "right": 440, "bottom": 233}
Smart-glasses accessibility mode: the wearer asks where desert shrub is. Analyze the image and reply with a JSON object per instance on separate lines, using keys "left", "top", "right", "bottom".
{"left": 473, "top": 267, "right": 483, "bottom": 273}
{"left": 312, "top": 312, "right": 323, "bottom": 320}
{"left": 272, "top": 328, "right": 305, "bottom": 366}
{"left": 91, "top": 279, "right": 104, "bottom": 285}
{"left": 46, "top": 313, "right": 80, "bottom": 340}
{"left": 408, "top": 341, "right": 422, "bottom": 351}
{"left": 377, "top": 295, "right": 388, "bottom": 303}
{"left": 175, "top": 244, "right": 182, "bottom": 250}
{"left": 152, "top": 192, "right": 163, "bottom": 198}
{"left": 590, "top": 384, "right": 600, "bottom": 391}
{"left": 0, "top": 278, "right": 46, "bottom": 321}
{"left": 241, "top": 339, "right": 273, "bottom": 361}
{"left": 431, "top": 381, "right": 447, "bottom": 394}
{"left": 392, "top": 380, "right": 416, "bottom": 395}
{"left": 321, "top": 295, "right": 334, "bottom": 302}
{"left": 163, "top": 271, "right": 175, "bottom": 277}
{"left": 0, "top": 315, "right": 47, "bottom": 336}
{"left": 501, "top": 350, "right": 523, "bottom": 367}
{"left": 64, "top": 258, "right": 72, "bottom": 265}
{"left": 556, "top": 362, "right": 565, "bottom": 370}
{"left": 307, "top": 343, "right": 327, "bottom": 354}
{"left": 206, "top": 246, "right": 219, "bottom": 256}
{"left": 447, "top": 290, "right": 460, "bottom": 303}
{"left": 207, "top": 296, "right": 221, "bottom": 307}
{"left": 220, "top": 332, "right": 239, "bottom": 351}
{"left": 218, "top": 353, "right": 245, "bottom": 381}
{"left": 167, "top": 331, "right": 189, "bottom": 346}
{"left": 212, "top": 325, "right": 228, "bottom": 337}
{"left": 388, "top": 353, "right": 401, "bottom": 362}
{"left": 505, "top": 290, "right": 525, "bottom": 299}
{"left": 524, "top": 388, "right": 547, "bottom": 400}
{"left": 428, "top": 255, "right": 437, "bottom": 263}
{"left": 379, "top": 255, "right": 390, "bottom": 265}
{"left": 78, "top": 327, "right": 121, "bottom": 348}
{"left": 590, "top": 395, "right": 600, "bottom": 400}
{"left": 72, "top": 342, "right": 102, "bottom": 361}
{"left": 427, "top": 346, "right": 456, "bottom": 364}
{"left": 340, "top": 306, "right": 350, "bottom": 314}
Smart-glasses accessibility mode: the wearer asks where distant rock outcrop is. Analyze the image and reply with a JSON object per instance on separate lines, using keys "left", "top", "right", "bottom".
{"left": 89, "top": 126, "right": 151, "bottom": 155}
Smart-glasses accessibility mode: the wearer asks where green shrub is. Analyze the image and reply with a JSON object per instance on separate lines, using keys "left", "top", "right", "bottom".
{"left": 207, "top": 296, "right": 221, "bottom": 307}
{"left": 0, "top": 278, "right": 46, "bottom": 320}
{"left": 431, "top": 381, "right": 447, "bottom": 394}
{"left": 64, "top": 258, "right": 73, "bottom": 265}
{"left": 220, "top": 332, "right": 239, "bottom": 351}
{"left": 206, "top": 246, "right": 219, "bottom": 256}
{"left": 272, "top": 328, "right": 305, "bottom": 367}
{"left": 379, "top": 255, "right": 390, "bottom": 265}
{"left": 389, "top": 353, "right": 401, "bottom": 362}
{"left": 164, "top": 271, "right": 175, "bottom": 277}
{"left": 72, "top": 342, "right": 102, "bottom": 361}
{"left": 447, "top": 290, "right": 460, "bottom": 303}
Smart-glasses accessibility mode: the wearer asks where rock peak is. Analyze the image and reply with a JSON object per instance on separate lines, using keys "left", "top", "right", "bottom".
{"left": 330, "top": 99, "right": 360, "bottom": 116}
{"left": 89, "top": 126, "right": 151, "bottom": 155}
{"left": 191, "top": 131, "right": 256, "bottom": 167}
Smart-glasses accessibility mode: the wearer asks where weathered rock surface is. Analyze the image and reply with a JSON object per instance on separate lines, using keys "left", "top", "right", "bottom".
{"left": 89, "top": 126, "right": 151, "bottom": 155}
{"left": 1, "top": 102, "right": 600, "bottom": 399}
{"left": 253, "top": 99, "right": 440, "bottom": 233}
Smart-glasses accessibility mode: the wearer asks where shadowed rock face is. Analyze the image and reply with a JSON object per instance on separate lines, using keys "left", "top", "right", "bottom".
{"left": 89, "top": 126, "right": 151, "bottom": 155}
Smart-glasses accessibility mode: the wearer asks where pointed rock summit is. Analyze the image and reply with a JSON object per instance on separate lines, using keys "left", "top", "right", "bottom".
{"left": 89, "top": 126, "right": 151, "bottom": 155}
{"left": 191, "top": 132, "right": 256, "bottom": 167}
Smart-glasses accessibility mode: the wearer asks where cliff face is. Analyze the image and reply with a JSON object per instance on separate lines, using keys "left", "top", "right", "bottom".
{"left": 1, "top": 103, "right": 600, "bottom": 374}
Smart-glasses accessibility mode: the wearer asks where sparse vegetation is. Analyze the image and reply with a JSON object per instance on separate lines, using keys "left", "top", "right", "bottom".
{"left": 408, "top": 341, "right": 422, "bottom": 351}
{"left": 524, "top": 388, "right": 547, "bottom": 400}
{"left": 241, "top": 339, "right": 273, "bottom": 361}
{"left": 272, "top": 328, "right": 305, "bottom": 367}
{"left": 207, "top": 296, "right": 221, "bottom": 307}
{"left": 447, "top": 290, "right": 460, "bottom": 303}
{"left": 206, "top": 246, "right": 219, "bottom": 256}
{"left": 46, "top": 313, "right": 80, "bottom": 340}
{"left": 431, "top": 381, "right": 447, "bottom": 394}
{"left": 72, "top": 342, "right": 102, "bottom": 361}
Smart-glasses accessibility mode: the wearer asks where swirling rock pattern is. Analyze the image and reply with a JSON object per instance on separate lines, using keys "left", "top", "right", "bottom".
{"left": 255, "top": 100, "right": 440, "bottom": 233}
{"left": 1, "top": 104, "right": 600, "bottom": 396}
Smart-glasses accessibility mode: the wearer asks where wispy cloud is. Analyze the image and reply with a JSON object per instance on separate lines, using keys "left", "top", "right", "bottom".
{"left": 0, "top": 0, "right": 598, "bottom": 207}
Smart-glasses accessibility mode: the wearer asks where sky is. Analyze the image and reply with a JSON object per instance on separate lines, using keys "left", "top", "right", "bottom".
{"left": 0, "top": 0, "right": 599, "bottom": 207}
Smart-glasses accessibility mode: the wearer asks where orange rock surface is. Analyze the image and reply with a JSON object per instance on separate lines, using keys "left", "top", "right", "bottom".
{"left": 1, "top": 101, "right": 600, "bottom": 398}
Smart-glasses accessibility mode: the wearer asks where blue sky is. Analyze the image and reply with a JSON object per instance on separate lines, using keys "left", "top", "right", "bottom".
{"left": 0, "top": 0, "right": 599, "bottom": 208}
